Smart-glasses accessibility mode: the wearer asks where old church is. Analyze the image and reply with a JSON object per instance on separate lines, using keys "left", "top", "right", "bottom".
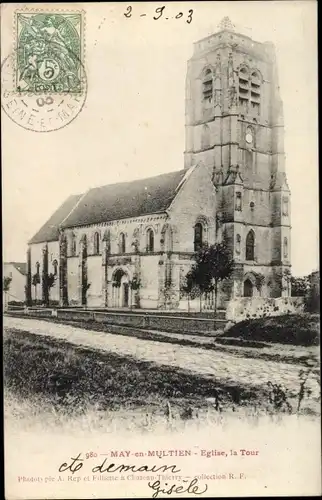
{"left": 26, "top": 18, "right": 291, "bottom": 310}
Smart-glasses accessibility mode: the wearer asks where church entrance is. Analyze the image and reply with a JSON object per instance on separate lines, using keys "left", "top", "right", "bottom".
{"left": 243, "top": 279, "right": 253, "bottom": 297}
{"left": 112, "top": 268, "right": 130, "bottom": 308}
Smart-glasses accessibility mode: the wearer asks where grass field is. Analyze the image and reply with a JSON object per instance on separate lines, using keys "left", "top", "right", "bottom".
{"left": 4, "top": 328, "right": 261, "bottom": 415}
{"left": 4, "top": 317, "right": 320, "bottom": 433}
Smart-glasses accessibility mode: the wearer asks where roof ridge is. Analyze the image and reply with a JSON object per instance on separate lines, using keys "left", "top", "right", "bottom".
{"left": 59, "top": 191, "right": 88, "bottom": 229}
{"left": 4, "top": 262, "right": 27, "bottom": 275}
{"left": 88, "top": 168, "right": 186, "bottom": 191}
{"left": 60, "top": 168, "right": 187, "bottom": 229}
{"left": 28, "top": 193, "right": 84, "bottom": 245}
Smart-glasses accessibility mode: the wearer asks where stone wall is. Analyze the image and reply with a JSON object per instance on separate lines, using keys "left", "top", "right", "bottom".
{"left": 226, "top": 297, "right": 304, "bottom": 322}
{"left": 18, "top": 308, "right": 224, "bottom": 334}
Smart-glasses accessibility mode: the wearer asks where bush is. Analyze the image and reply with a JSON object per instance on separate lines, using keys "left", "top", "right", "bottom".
{"left": 305, "top": 288, "right": 320, "bottom": 314}
{"left": 32, "top": 300, "right": 44, "bottom": 306}
{"left": 8, "top": 301, "right": 25, "bottom": 306}
{"left": 222, "top": 313, "right": 320, "bottom": 346}
{"left": 49, "top": 300, "right": 59, "bottom": 307}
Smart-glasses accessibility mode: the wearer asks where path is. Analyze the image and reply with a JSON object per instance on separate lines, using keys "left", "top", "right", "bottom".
{"left": 5, "top": 316, "right": 320, "bottom": 406}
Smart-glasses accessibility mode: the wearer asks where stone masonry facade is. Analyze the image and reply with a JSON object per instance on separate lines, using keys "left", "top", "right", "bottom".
{"left": 26, "top": 19, "right": 291, "bottom": 310}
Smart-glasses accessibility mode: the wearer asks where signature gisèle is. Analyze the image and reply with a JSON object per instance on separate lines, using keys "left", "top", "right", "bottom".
{"left": 58, "top": 453, "right": 208, "bottom": 497}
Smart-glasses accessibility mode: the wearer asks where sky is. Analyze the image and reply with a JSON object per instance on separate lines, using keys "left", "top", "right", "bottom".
{"left": 2, "top": 1, "right": 319, "bottom": 276}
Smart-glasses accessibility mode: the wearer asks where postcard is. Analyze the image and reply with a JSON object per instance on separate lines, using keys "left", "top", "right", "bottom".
{"left": 2, "top": 1, "right": 320, "bottom": 499}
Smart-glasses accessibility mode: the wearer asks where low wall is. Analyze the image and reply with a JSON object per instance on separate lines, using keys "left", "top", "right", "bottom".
{"left": 18, "top": 308, "right": 226, "bottom": 335}
{"left": 226, "top": 297, "right": 305, "bottom": 322}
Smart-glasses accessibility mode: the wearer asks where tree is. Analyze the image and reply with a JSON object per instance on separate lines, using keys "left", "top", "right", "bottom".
{"left": 46, "top": 272, "right": 57, "bottom": 306}
{"left": 3, "top": 276, "right": 12, "bottom": 310}
{"left": 129, "top": 274, "right": 141, "bottom": 309}
{"left": 274, "top": 268, "right": 293, "bottom": 296}
{"left": 32, "top": 273, "right": 40, "bottom": 303}
{"left": 163, "top": 276, "right": 176, "bottom": 310}
{"left": 190, "top": 243, "right": 234, "bottom": 316}
{"left": 283, "top": 268, "right": 292, "bottom": 296}
{"left": 82, "top": 282, "right": 91, "bottom": 307}
{"left": 180, "top": 269, "right": 200, "bottom": 313}
{"left": 291, "top": 275, "right": 310, "bottom": 297}
{"left": 161, "top": 261, "right": 178, "bottom": 310}
{"left": 3, "top": 276, "right": 12, "bottom": 292}
{"left": 305, "top": 276, "right": 320, "bottom": 313}
{"left": 188, "top": 256, "right": 214, "bottom": 313}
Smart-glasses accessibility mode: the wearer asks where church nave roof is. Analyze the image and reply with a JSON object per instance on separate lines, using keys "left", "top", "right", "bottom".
{"left": 60, "top": 169, "right": 187, "bottom": 229}
{"left": 29, "top": 169, "right": 189, "bottom": 244}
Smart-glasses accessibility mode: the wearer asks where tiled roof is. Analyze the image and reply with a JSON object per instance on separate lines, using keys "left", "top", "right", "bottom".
{"left": 61, "top": 169, "right": 187, "bottom": 228}
{"left": 4, "top": 262, "right": 27, "bottom": 275}
{"left": 29, "top": 194, "right": 83, "bottom": 244}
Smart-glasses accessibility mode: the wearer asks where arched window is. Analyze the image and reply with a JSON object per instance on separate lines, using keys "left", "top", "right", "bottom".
{"left": 194, "top": 223, "right": 203, "bottom": 251}
{"left": 119, "top": 233, "right": 126, "bottom": 254}
{"left": 236, "top": 234, "right": 241, "bottom": 254}
{"left": 243, "top": 279, "right": 253, "bottom": 297}
{"left": 93, "top": 232, "right": 100, "bottom": 255}
{"left": 251, "top": 71, "right": 261, "bottom": 86}
{"left": 250, "top": 71, "right": 261, "bottom": 115}
{"left": 146, "top": 228, "right": 154, "bottom": 253}
{"left": 202, "top": 69, "right": 213, "bottom": 104}
{"left": 52, "top": 259, "right": 58, "bottom": 276}
{"left": 238, "top": 67, "right": 249, "bottom": 112}
{"left": 245, "top": 230, "right": 255, "bottom": 261}
{"left": 239, "top": 66, "right": 249, "bottom": 81}
{"left": 35, "top": 262, "right": 40, "bottom": 275}
{"left": 283, "top": 237, "right": 288, "bottom": 259}
{"left": 239, "top": 67, "right": 261, "bottom": 116}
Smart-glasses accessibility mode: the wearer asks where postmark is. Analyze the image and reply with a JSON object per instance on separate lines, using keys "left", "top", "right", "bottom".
{"left": 1, "top": 10, "right": 87, "bottom": 132}
{"left": 15, "top": 11, "right": 84, "bottom": 93}
{"left": 1, "top": 53, "right": 87, "bottom": 133}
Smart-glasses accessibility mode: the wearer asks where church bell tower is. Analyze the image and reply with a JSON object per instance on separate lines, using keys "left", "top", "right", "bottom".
{"left": 184, "top": 17, "right": 291, "bottom": 299}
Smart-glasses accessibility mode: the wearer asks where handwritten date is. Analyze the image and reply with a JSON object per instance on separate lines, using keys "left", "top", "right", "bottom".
{"left": 124, "top": 6, "right": 193, "bottom": 24}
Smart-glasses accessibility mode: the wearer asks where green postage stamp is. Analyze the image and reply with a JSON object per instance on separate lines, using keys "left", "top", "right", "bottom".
{"left": 15, "top": 11, "right": 84, "bottom": 93}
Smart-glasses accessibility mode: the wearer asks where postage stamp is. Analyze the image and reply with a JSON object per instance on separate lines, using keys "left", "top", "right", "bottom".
{"left": 15, "top": 11, "right": 84, "bottom": 93}
{"left": 1, "top": 9, "right": 87, "bottom": 132}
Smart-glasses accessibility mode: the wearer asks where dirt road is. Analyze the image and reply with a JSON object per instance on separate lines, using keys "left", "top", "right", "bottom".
{"left": 4, "top": 316, "right": 320, "bottom": 412}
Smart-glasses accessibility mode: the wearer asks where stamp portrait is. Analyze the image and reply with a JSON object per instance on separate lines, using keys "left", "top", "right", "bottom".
{"left": 1, "top": 8, "right": 87, "bottom": 132}
{"left": 15, "top": 11, "right": 84, "bottom": 93}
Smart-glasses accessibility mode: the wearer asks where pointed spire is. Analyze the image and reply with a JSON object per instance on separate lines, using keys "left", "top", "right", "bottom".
{"left": 218, "top": 16, "right": 235, "bottom": 32}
